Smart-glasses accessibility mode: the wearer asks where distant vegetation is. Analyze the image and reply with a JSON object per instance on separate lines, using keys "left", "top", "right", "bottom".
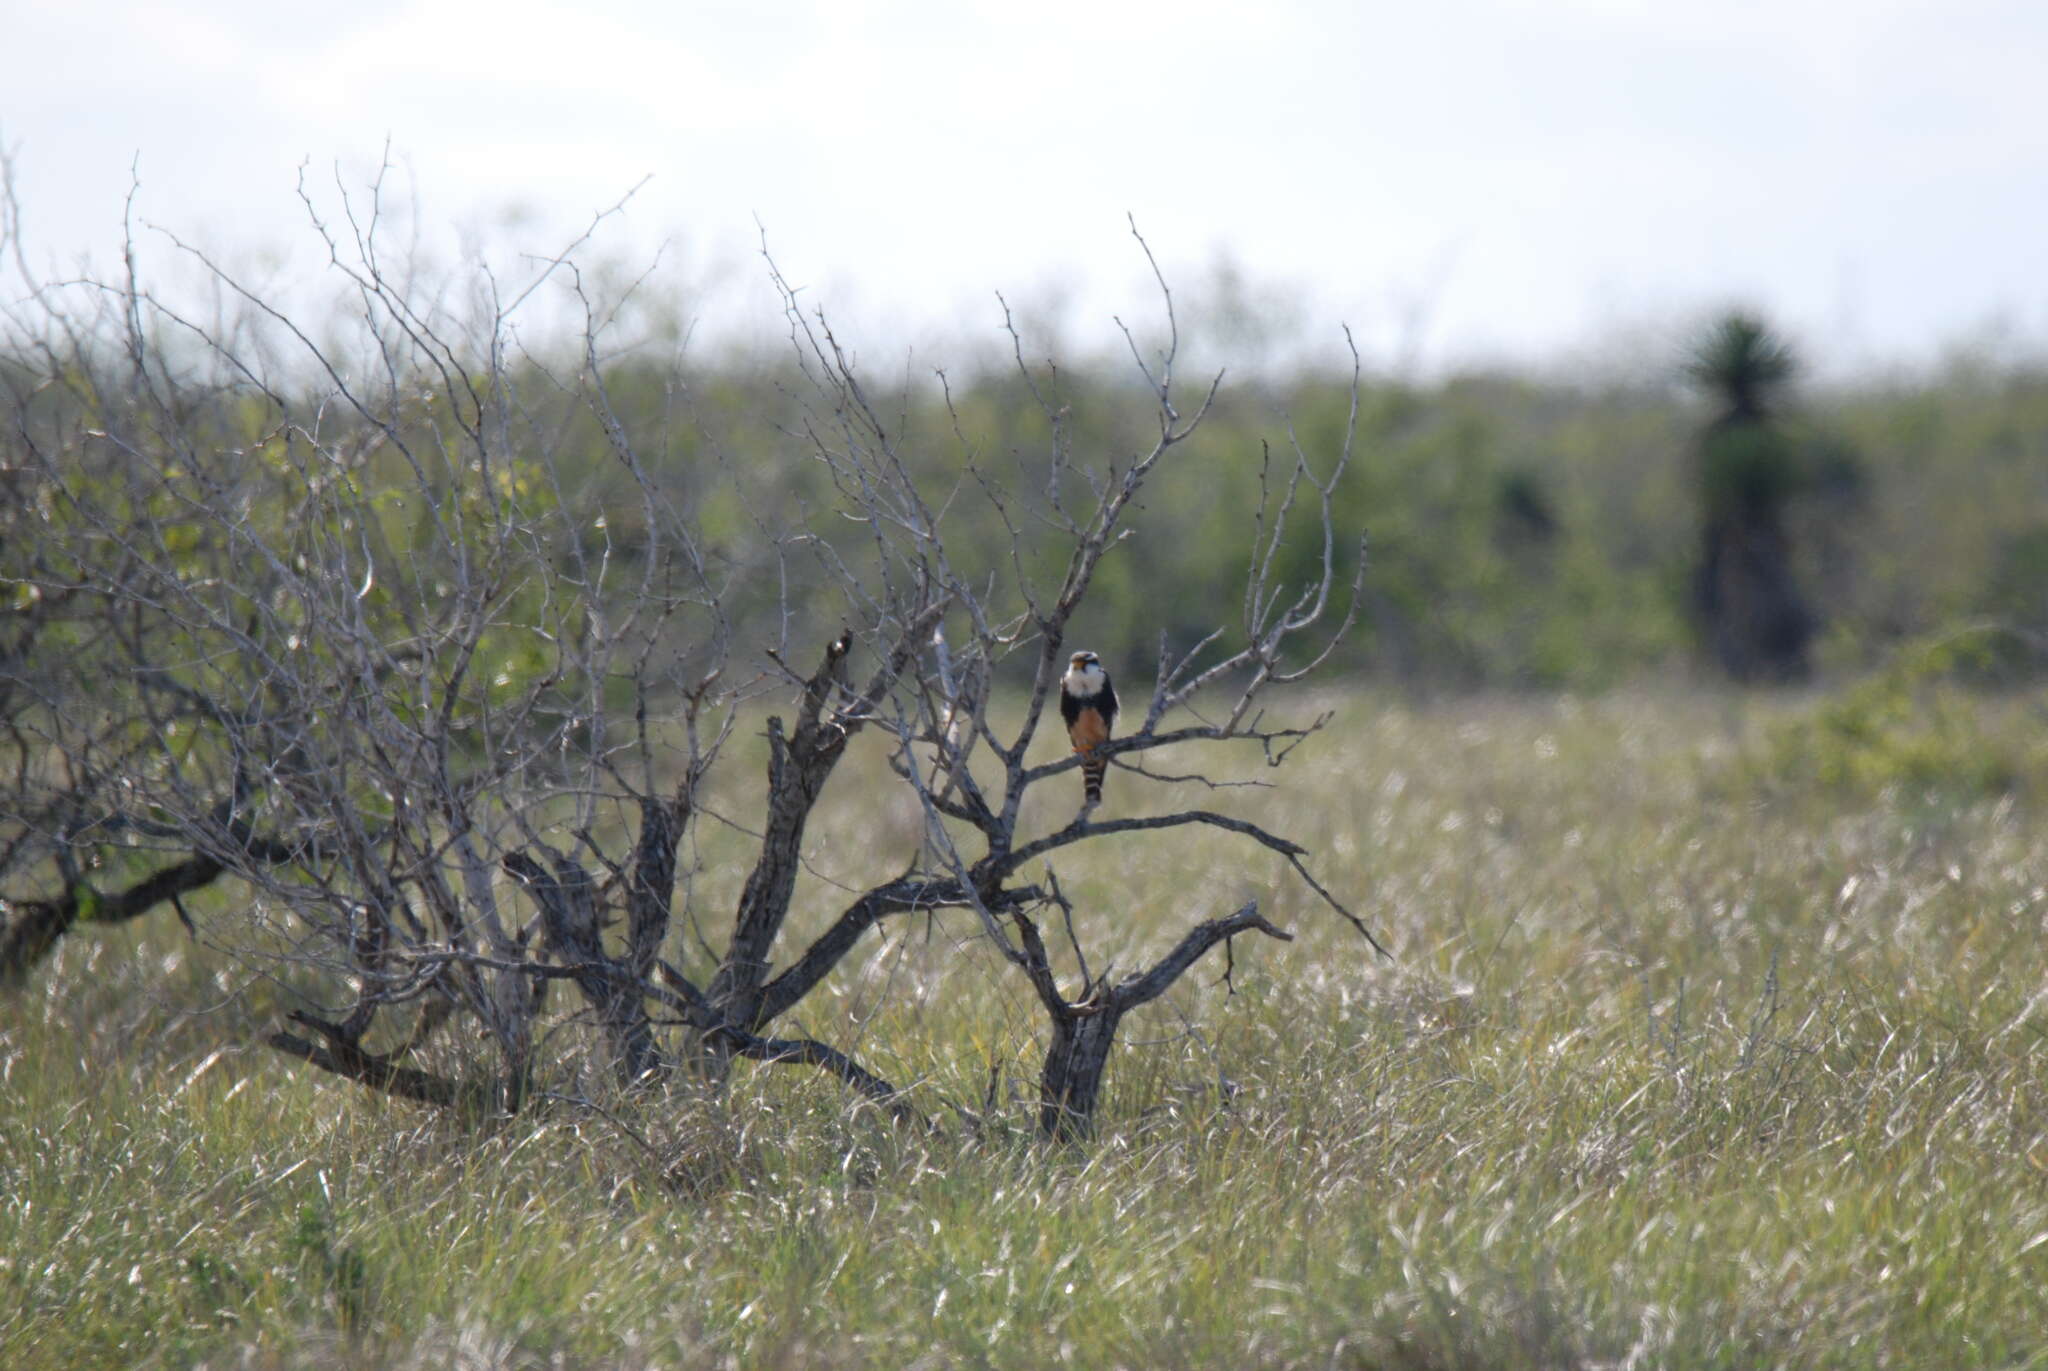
{"left": 3, "top": 236, "right": 2043, "bottom": 696}
{"left": 6, "top": 301, "right": 2038, "bottom": 701}
{"left": 528, "top": 336, "right": 2048, "bottom": 690}
{"left": 1684, "top": 312, "right": 1825, "bottom": 681}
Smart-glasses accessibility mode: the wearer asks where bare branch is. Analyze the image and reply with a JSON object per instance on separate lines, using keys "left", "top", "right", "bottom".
{"left": 1109, "top": 899, "right": 1294, "bottom": 1013}
{"left": 3, "top": 176, "right": 1379, "bottom": 1138}
{"left": 751, "top": 874, "right": 982, "bottom": 1027}
{"left": 990, "top": 808, "right": 1308, "bottom": 879}
{"left": 725, "top": 1031, "right": 926, "bottom": 1127}
{"left": 266, "top": 1014, "right": 464, "bottom": 1109}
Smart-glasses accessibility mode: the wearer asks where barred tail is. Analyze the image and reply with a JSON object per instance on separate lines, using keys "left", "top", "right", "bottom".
{"left": 1081, "top": 751, "right": 1107, "bottom": 805}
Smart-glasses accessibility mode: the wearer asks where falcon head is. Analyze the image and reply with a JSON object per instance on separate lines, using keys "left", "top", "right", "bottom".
{"left": 1063, "top": 650, "right": 1108, "bottom": 694}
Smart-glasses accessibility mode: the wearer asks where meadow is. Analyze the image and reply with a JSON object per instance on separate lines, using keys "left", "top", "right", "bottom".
{"left": 6, "top": 197, "right": 2048, "bottom": 1367}
{"left": 7, "top": 682, "right": 2048, "bottom": 1369}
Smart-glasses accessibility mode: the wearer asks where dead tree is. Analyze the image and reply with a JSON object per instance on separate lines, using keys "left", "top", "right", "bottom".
{"left": 742, "top": 225, "right": 1387, "bottom": 1135}
{"left": 1, "top": 155, "right": 1381, "bottom": 1136}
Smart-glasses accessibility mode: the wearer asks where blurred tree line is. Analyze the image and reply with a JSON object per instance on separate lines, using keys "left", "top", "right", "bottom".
{"left": 6, "top": 305, "right": 2045, "bottom": 694}
{"left": 523, "top": 330, "right": 2046, "bottom": 691}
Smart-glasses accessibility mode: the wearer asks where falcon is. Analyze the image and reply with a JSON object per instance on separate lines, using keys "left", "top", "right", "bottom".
{"left": 1058, "top": 650, "right": 1119, "bottom": 806}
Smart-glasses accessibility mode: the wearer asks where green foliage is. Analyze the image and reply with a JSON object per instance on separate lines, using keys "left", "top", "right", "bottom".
{"left": 547, "top": 340, "right": 2041, "bottom": 690}
{"left": 9, "top": 322, "right": 2048, "bottom": 694}
{"left": 1696, "top": 422, "right": 1806, "bottom": 520}
{"left": 1685, "top": 311, "right": 1797, "bottom": 423}
{"left": 1983, "top": 523, "right": 2048, "bottom": 628}
{"left": 1745, "top": 629, "right": 2048, "bottom": 802}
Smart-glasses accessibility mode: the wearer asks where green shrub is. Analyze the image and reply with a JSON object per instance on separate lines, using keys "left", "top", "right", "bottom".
{"left": 1747, "top": 628, "right": 2048, "bottom": 802}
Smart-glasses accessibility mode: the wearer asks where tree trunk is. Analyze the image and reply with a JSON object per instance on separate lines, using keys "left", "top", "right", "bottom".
{"left": 0, "top": 898, "right": 76, "bottom": 986}
{"left": 502, "top": 850, "right": 660, "bottom": 1086}
{"left": 1038, "top": 1007, "right": 1127, "bottom": 1141}
{"left": 1699, "top": 513, "right": 1812, "bottom": 682}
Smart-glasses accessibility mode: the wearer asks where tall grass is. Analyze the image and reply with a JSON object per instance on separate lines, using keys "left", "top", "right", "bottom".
{"left": 6, "top": 687, "right": 2048, "bottom": 1368}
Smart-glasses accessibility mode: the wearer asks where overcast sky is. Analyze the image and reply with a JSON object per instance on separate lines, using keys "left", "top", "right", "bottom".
{"left": 5, "top": 0, "right": 2045, "bottom": 376}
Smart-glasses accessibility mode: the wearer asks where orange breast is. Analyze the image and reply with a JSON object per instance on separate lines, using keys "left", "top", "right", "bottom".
{"left": 1068, "top": 707, "right": 1111, "bottom": 750}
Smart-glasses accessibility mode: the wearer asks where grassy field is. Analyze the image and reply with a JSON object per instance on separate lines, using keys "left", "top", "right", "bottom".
{"left": 5, "top": 684, "right": 2048, "bottom": 1369}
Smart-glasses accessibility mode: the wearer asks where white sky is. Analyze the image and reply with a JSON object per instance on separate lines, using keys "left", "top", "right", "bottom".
{"left": 5, "top": 0, "right": 2045, "bottom": 375}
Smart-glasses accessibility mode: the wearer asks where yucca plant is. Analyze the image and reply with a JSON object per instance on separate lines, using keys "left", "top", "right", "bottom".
{"left": 1686, "top": 311, "right": 1814, "bottom": 681}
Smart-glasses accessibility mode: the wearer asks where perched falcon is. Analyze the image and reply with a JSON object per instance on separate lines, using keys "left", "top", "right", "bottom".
{"left": 1058, "top": 650, "right": 1119, "bottom": 806}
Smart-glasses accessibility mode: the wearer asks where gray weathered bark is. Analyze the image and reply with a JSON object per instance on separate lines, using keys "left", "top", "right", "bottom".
{"left": 1021, "top": 899, "right": 1293, "bottom": 1141}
